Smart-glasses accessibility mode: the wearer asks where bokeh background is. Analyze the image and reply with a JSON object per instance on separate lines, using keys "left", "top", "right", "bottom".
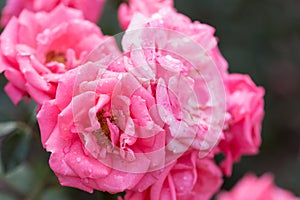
{"left": 0, "top": 0, "right": 299, "bottom": 199}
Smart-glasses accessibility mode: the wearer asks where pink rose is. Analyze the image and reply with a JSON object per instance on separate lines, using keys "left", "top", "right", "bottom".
{"left": 121, "top": 17, "right": 227, "bottom": 156}
{"left": 1, "top": 0, "right": 106, "bottom": 26}
{"left": 124, "top": 7, "right": 228, "bottom": 75}
{"left": 0, "top": 5, "right": 106, "bottom": 104}
{"left": 217, "top": 173, "right": 299, "bottom": 200}
{"left": 118, "top": 0, "right": 174, "bottom": 29}
{"left": 37, "top": 17, "right": 226, "bottom": 192}
{"left": 124, "top": 152, "right": 223, "bottom": 200}
{"left": 37, "top": 64, "right": 147, "bottom": 193}
{"left": 218, "top": 74, "right": 265, "bottom": 176}
{"left": 120, "top": 9, "right": 229, "bottom": 155}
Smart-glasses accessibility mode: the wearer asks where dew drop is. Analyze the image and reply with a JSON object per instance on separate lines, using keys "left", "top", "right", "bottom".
{"left": 76, "top": 157, "right": 81, "bottom": 162}
{"left": 117, "top": 74, "right": 122, "bottom": 80}
{"left": 63, "top": 146, "right": 71, "bottom": 154}
{"left": 152, "top": 162, "right": 158, "bottom": 167}
{"left": 165, "top": 55, "right": 173, "bottom": 60}
{"left": 83, "top": 178, "right": 89, "bottom": 183}
{"left": 200, "top": 141, "right": 209, "bottom": 150}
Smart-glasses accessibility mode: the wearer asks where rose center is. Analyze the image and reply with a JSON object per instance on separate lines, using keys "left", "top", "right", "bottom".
{"left": 45, "top": 51, "right": 67, "bottom": 64}
{"left": 96, "top": 110, "right": 114, "bottom": 140}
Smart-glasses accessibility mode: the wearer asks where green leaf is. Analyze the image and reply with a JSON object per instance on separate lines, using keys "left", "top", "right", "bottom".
{"left": 0, "top": 193, "right": 16, "bottom": 200}
{"left": 40, "top": 187, "right": 70, "bottom": 200}
{"left": 4, "top": 164, "right": 36, "bottom": 195}
{"left": 1, "top": 129, "right": 32, "bottom": 173}
{"left": 0, "top": 122, "right": 18, "bottom": 138}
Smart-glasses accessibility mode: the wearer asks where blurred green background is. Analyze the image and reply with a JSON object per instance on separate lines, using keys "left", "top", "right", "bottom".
{"left": 0, "top": 0, "right": 299, "bottom": 199}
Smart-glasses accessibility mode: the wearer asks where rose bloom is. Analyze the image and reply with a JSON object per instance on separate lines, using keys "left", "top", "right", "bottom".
{"left": 217, "top": 173, "right": 300, "bottom": 200}
{"left": 122, "top": 6, "right": 229, "bottom": 76}
{"left": 37, "top": 10, "right": 226, "bottom": 192}
{"left": 218, "top": 74, "right": 265, "bottom": 176}
{"left": 122, "top": 12, "right": 225, "bottom": 156}
{"left": 124, "top": 152, "right": 223, "bottom": 200}
{"left": 0, "top": 5, "right": 106, "bottom": 105}
{"left": 118, "top": 0, "right": 173, "bottom": 29}
{"left": 1, "top": 0, "right": 106, "bottom": 26}
{"left": 118, "top": 0, "right": 229, "bottom": 76}
{"left": 119, "top": 8, "right": 228, "bottom": 155}
{"left": 37, "top": 64, "right": 147, "bottom": 193}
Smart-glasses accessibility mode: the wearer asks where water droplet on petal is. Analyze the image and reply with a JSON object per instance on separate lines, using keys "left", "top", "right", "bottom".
{"left": 63, "top": 146, "right": 70, "bottom": 154}
{"left": 165, "top": 55, "right": 172, "bottom": 60}
{"left": 83, "top": 178, "right": 89, "bottom": 183}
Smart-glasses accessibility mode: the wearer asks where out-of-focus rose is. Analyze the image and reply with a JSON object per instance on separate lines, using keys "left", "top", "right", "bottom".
{"left": 37, "top": 13, "right": 226, "bottom": 192}
{"left": 0, "top": 5, "right": 106, "bottom": 105}
{"left": 217, "top": 173, "right": 300, "bottom": 200}
{"left": 124, "top": 152, "right": 223, "bottom": 200}
{"left": 1, "top": 0, "right": 106, "bottom": 26}
{"left": 118, "top": 0, "right": 174, "bottom": 29}
{"left": 218, "top": 74, "right": 265, "bottom": 176}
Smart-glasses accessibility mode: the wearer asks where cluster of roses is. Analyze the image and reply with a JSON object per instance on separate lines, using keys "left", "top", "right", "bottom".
{"left": 0, "top": 0, "right": 298, "bottom": 199}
